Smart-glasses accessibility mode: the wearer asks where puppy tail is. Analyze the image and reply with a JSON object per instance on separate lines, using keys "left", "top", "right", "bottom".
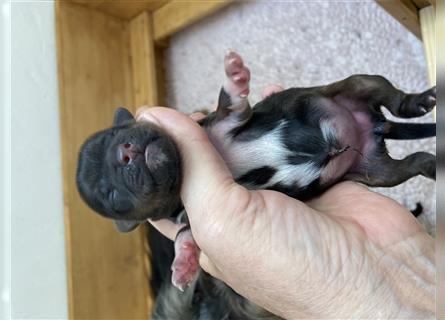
{"left": 410, "top": 202, "right": 423, "bottom": 218}
{"left": 383, "top": 122, "right": 436, "bottom": 140}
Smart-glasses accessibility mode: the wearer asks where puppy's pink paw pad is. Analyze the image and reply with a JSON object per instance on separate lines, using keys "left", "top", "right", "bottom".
{"left": 225, "top": 51, "right": 243, "bottom": 75}
{"left": 224, "top": 51, "right": 250, "bottom": 97}
{"left": 171, "top": 231, "right": 200, "bottom": 291}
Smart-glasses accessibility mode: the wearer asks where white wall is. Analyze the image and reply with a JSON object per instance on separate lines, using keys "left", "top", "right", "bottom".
{"left": 11, "top": 1, "right": 68, "bottom": 318}
{"left": 1, "top": 1, "right": 11, "bottom": 319}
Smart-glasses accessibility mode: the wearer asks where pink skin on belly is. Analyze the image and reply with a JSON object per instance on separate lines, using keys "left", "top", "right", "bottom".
{"left": 319, "top": 101, "right": 376, "bottom": 183}
{"left": 351, "top": 111, "right": 377, "bottom": 165}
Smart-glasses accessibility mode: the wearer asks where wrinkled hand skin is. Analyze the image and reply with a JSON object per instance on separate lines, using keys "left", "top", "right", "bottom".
{"left": 196, "top": 182, "right": 435, "bottom": 319}
{"left": 139, "top": 107, "right": 435, "bottom": 319}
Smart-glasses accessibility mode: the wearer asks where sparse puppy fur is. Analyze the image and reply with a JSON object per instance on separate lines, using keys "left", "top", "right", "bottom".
{"left": 76, "top": 52, "right": 436, "bottom": 319}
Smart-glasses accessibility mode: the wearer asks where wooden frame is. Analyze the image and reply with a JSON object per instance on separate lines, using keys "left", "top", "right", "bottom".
{"left": 56, "top": 1, "right": 232, "bottom": 318}
{"left": 376, "top": 0, "right": 435, "bottom": 39}
{"left": 56, "top": 1, "right": 434, "bottom": 318}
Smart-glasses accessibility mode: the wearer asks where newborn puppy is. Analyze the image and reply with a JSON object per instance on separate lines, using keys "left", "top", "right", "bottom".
{"left": 77, "top": 52, "right": 436, "bottom": 316}
{"left": 76, "top": 109, "right": 183, "bottom": 232}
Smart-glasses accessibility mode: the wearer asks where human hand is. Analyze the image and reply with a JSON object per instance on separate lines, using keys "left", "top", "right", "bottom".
{"left": 136, "top": 106, "right": 434, "bottom": 320}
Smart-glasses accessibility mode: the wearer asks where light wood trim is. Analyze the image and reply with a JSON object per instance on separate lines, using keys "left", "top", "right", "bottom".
{"left": 153, "top": 0, "right": 232, "bottom": 42}
{"left": 68, "top": 0, "right": 103, "bottom": 9}
{"left": 420, "top": 5, "right": 436, "bottom": 85}
{"left": 376, "top": 0, "right": 421, "bottom": 38}
{"left": 56, "top": 2, "right": 150, "bottom": 318}
{"left": 411, "top": 0, "right": 433, "bottom": 9}
{"left": 155, "top": 45, "right": 168, "bottom": 106}
{"left": 130, "top": 11, "right": 158, "bottom": 107}
{"left": 419, "top": 5, "right": 436, "bottom": 119}
{"left": 128, "top": 10, "right": 162, "bottom": 313}
{"left": 68, "top": 0, "right": 170, "bottom": 19}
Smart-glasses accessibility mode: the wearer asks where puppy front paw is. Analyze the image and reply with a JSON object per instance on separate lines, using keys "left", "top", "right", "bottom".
{"left": 171, "top": 228, "right": 200, "bottom": 291}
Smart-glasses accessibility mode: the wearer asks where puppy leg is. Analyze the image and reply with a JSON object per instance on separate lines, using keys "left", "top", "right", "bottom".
{"left": 346, "top": 151, "right": 436, "bottom": 186}
{"left": 323, "top": 75, "right": 436, "bottom": 118}
{"left": 215, "top": 51, "right": 252, "bottom": 127}
{"left": 171, "top": 226, "right": 200, "bottom": 291}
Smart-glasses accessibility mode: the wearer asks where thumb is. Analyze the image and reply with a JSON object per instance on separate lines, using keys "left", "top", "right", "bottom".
{"left": 136, "top": 107, "right": 241, "bottom": 227}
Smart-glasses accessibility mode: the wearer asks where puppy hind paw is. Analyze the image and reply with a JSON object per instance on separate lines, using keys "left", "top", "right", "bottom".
{"left": 224, "top": 51, "right": 250, "bottom": 97}
{"left": 408, "top": 86, "right": 436, "bottom": 116}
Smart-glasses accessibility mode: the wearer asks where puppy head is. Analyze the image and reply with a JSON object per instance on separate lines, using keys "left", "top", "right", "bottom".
{"left": 76, "top": 108, "right": 182, "bottom": 232}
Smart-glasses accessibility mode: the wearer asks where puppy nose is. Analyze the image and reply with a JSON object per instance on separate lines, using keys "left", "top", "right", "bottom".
{"left": 117, "top": 143, "right": 137, "bottom": 165}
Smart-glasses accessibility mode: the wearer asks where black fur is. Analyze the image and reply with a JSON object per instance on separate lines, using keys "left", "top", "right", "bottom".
{"left": 385, "top": 122, "right": 436, "bottom": 140}
{"left": 153, "top": 272, "right": 279, "bottom": 320}
{"left": 147, "top": 223, "right": 175, "bottom": 296}
{"left": 410, "top": 202, "right": 423, "bottom": 218}
{"left": 236, "top": 166, "right": 277, "bottom": 185}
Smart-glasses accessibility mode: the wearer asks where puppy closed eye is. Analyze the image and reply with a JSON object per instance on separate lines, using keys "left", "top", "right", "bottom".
{"left": 110, "top": 190, "right": 134, "bottom": 214}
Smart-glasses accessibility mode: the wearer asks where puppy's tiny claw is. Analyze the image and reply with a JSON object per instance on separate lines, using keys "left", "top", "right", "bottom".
{"left": 229, "top": 57, "right": 241, "bottom": 66}
{"left": 177, "top": 285, "right": 184, "bottom": 292}
{"left": 226, "top": 48, "right": 236, "bottom": 55}
{"left": 428, "top": 96, "right": 436, "bottom": 104}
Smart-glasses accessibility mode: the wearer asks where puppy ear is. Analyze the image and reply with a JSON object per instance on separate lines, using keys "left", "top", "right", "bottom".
{"left": 114, "top": 220, "right": 141, "bottom": 233}
{"left": 113, "top": 107, "right": 135, "bottom": 126}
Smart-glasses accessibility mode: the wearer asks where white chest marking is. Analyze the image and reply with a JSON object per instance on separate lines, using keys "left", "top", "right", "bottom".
{"left": 207, "top": 121, "right": 322, "bottom": 188}
{"left": 320, "top": 120, "right": 336, "bottom": 143}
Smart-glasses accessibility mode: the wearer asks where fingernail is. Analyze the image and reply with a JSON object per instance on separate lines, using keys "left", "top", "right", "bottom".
{"left": 190, "top": 112, "right": 206, "bottom": 121}
{"left": 136, "top": 110, "right": 161, "bottom": 126}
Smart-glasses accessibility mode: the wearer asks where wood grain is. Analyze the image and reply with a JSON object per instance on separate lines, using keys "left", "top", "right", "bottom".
{"left": 420, "top": 5, "right": 436, "bottom": 85}
{"left": 129, "top": 11, "right": 158, "bottom": 107}
{"left": 153, "top": 0, "right": 232, "bottom": 41}
{"left": 155, "top": 45, "right": 167, "bottom": 107}
{"left": 411, "top": 0, "right": 429, "bottom": 9}
{"left": 68, "top": 0, "right": 170, "bottom": 19}
{"left": 56, "top": 2, "right": 150, "bottom": 318}
{"left": 411, "top": 0, "right": 434, "bottom": 9}
{"left": 376, "top": 0, "right": 421, "bottom": 38}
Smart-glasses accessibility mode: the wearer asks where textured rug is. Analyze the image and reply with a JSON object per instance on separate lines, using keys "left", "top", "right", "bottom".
{"left": 164, "top": 1, "right": 436, "bottom": 233}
